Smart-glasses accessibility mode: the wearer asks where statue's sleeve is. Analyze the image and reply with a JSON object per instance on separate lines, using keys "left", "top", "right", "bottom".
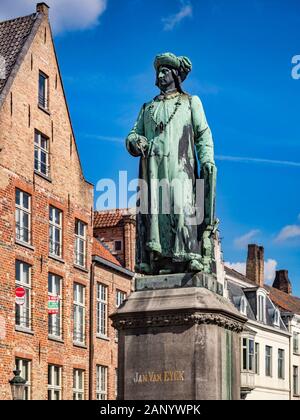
{"left": 126, "top": 105, "right": 145, "bottom": 157}
{"left": 191, "top": 96, "right": 215, "bottom": 165}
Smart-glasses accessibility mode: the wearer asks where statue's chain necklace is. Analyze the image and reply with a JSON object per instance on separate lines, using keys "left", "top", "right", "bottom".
{"left": 148, "top": 93, "right": 183, "bottom": 134}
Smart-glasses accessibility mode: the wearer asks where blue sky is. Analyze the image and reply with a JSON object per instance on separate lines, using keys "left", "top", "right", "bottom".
{"left": 5, "top": 0, "right": 300, "bottom": 292}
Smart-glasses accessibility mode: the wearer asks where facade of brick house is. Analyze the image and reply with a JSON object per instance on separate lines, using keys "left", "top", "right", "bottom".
{"left": 0, "top": 3, "right": 134, "bottom": 400}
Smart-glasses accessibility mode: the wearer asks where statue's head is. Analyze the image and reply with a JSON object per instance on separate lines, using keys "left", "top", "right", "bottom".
{"left": 154, "top": 52, "right": 192, "bottom": 93}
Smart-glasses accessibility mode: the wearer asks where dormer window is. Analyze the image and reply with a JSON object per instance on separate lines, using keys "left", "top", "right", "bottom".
{"left": 240, "top": 296, "right": 247, "bottom": 316}
{"left": 257, "top": 292, "right": 266, "bottom": 323}
{"left": 273, "top": 309, "right": 280, "bottom": 327}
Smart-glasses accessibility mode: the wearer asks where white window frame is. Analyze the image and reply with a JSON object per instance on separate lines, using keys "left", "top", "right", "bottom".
{"left": 96, "top": 365, "right": 108, "bottom": 400}
{"left": 257, "top": 292, "right": 266, "bottom": 323}
{"left": 273, "top": 309, "right": 280, "bottom": 327}
{"left": 75, "top": 220, "right": 87, "bottom": 268}
{"left": 34, "top": 130, "right": 49, "bottom": 177}
{"left": 240, "top": 296, "right": 247, "bottom": 316}
{"left": 73, "top": 369, "right": 85, "bottom": 400}
{"left": 293, "top": 366, "right": 299, "bottom": 396}
{"left": 48, "top": 273, "right": 63, "bottom": 338}
{"left": 15, "top": 189, "right": 31, "bottom": 244}
{"left": 38, "top": 71, "right": 49, "bottom": 109}
{"left": 73, "top": 283, "right": 85, "bottom": 344}
{"left": 293, "top": 332, "right": 299, "bottom": 355}
{"left": 97, "top": 283, "right": 108, "bottom": 338}
{"left": 265, "top": 345, "right": 273, "bottom": 377}
{"left": 278, "top": 349, "right": 285, "bottom": 379}
{"left": 255, "top": 342, "right": 260, "bottom": 375}
{"left": 116, "top": 290, "right": 126, "bottom": 308}
{"left": 242, "top": 337, "right": 255, "bottom": 372}
{"left": 15, "top": 260, "right": 31, "bottom": 329}
{"left": 15, "top": 358, "right": 31, "bottom": 400}
{"left": 49, "top": 206, "right": 63, "bottom": 258}
{"left": 48, "top": 365, "right": 62, "bottom": 400}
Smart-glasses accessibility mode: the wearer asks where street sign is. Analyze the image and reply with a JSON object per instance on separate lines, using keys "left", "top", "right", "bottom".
{"left": 48, "top": 295, "right": 59, "bottom": 315}
{"left": 15, "top": 287, "right": 25, "bottom": 306}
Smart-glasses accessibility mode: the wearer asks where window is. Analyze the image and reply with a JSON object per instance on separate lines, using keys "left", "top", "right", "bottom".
{"left": 48, "top": 365, "right": 62, "bottom": 400}
{"left": 278, "top": 349, "right": 285, "bottom": 379}
{"left": 242, "top": 338, "right": 254, "bottom": 372}
{"left": 255, "top": 343, "right": 260, "bottom": 374}
{"left": 293, "top": 333, "right": 299, "bottom": 354}
{"left": 38, "top": 71, "right": 49, "bottom": 109}
{"left": 49, "top": 206, "right": 62, "bottom": 258}
{"left": 73, "top": 283, "right": 85, "bottom": 344}
{"left": 114, "top": 240, "right": 122, "bottom": 252}
{"left": 116, "top": 290, "right": 126, "bottom": 308}
{"left": 15, "top": 261, "right": 31, "bottom": 329}
{"left": 15, "top": 358, "right": 31, "bottom": 400}
{"left": 97, "top": 283, "right": 108, "bottom": 337}
{"left": 239, "top": 296, "right": 247, "bottom": 316}
{"left": 273, "top": 309, "right": 280, "bottom": 327}
{"left": 96, "top": 365, "right": 107, "bottom": 400}
{"left": 48, "top": 273, "right": 62, "bottom": 338}
{"left": 265, "top": 346, "right": 272, "bottom": 377}
{"left": 75, "top": 220, "right": 87, "bottom": 267}
{"left": 73, "top": 369, "right": 84, "bottom": 400}
{"left": 293, "top": 366, "right": 299, "bottom": 396}
{"left": 34, "top": 131, "right": 49, "bottom": 177}
{"left": 257, "top": 294, "right": 266, "bottom": 323}
{"left": 15, "top": 189, "right": 31, "bottom": 244}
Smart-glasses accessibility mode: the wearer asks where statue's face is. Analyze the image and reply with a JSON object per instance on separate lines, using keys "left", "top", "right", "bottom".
{"left": 156, "top": 66, "right": 177, "bottom": 92}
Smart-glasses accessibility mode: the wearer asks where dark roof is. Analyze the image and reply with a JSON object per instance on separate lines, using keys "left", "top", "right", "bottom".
{"left": 0, "top": 13, "right": 37, "bottom": 94}
{"left": 225, "top": 266, "right": 256, "bottom": 285}
{"left": 265, "top": 285, "right": 300, "bottom": 315}
{"left": 227, "top": 281, "right": 256, "bottom": 321}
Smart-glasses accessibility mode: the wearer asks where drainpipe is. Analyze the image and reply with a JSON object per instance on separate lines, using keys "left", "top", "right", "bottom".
{"left": 89, "top": 262, "right": 95, "bottom": 400}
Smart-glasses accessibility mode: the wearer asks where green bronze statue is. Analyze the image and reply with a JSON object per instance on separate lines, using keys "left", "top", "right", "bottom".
{"left": 126, "top": 52, "right": 218, "bottom": 275}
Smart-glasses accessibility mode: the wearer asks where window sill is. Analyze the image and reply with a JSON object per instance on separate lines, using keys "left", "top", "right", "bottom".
{"left": 15, "top": 240, "right": 34, "bottom": 251}
{"left": 38, "top": 104, "right": 51, "bottom": 116}
{"left": 74, "top": 264, "right": 89, "bottom": 273}
{"left": 34, "top": 170, "right": 52, "bottom": 183}
{"left": 73, "top": 342, "right": 87, "bottom": 349}
{"left": 96, "top": 334, "right": 110, "bottom": 342}
{"left": 48, "top": 335, "right": 64, "bottom": 343}
{"left": 15, "top": 326, "right": 34, "bottom": 335}
{"left": 49, "top": 254, "right": 65, "bottom": 264}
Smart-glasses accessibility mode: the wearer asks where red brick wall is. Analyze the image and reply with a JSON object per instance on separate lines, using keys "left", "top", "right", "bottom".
{"left": 0, "top": 14, "right": 93, "bottom": 400}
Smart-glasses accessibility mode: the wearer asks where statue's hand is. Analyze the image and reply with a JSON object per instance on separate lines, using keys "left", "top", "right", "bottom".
{"left": 202, "top": 162, "right": 215, "bottom": 175}
{"left": 131, "top": 135, "right": 148, "bottom": 157}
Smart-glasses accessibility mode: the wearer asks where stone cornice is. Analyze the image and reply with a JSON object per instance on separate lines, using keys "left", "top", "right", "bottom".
{"left": 111, "top": 310, "right": 245, "bottom": 333}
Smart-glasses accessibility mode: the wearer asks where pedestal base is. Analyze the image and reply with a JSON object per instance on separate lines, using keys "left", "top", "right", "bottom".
{"left": 111, "top": 276, "right": 246, "bottom": 400}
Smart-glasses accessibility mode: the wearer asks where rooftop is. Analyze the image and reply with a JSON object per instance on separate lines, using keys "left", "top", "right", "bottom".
{"left": 94, "top": 209, "right": 135, "bottom": 228}
{"left": 92, "top": 238, "right": 121, "bottom": 267}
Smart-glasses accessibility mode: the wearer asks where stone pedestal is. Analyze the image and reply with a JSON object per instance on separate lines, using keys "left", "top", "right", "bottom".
{"left": 111, "top": 274, "right": 246, "bottom": 400}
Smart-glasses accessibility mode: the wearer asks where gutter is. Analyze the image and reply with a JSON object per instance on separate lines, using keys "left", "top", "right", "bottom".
{"left": 92, "top": 255, "right": 134, "bottom": 278}
{"left": 89, "top": 262, "right": 95, "bottom": 400}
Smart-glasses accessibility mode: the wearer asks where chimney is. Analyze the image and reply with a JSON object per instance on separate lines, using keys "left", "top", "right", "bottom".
{"left": 246, "top": 244, "right": 264, "bottom": 287}
{"left": 36, "top": 2, "right": 49, "bottom": 16}
{"left": 272, "top": 270, "right": 292, "bottom": 295}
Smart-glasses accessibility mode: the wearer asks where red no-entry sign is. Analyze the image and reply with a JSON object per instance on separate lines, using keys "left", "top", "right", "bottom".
{"left": 15, "top": 287, "right": 25, "bottom": 305}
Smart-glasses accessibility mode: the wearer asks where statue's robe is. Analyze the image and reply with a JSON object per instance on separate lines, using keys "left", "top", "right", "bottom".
{"left": 126, "top": 92, "right": 215, "bottom": 272}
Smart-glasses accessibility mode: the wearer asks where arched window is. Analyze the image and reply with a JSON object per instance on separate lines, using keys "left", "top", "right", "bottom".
{"left": 274, "top": 309, "right": 280, "bottom": 327}
{"left": 240, "top": 296, "right": 247, "bottom": 316}
{"left": 257, "top": 292, "right": 266, "bottom": 323}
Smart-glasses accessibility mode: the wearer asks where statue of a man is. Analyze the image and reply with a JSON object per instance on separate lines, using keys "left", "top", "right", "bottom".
{"left": 126, "top": 52, "right": 217, "bottom": 275}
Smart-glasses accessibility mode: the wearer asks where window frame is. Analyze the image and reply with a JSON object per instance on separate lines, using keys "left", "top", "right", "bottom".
{"left": 49, "top": 206, "right": 63, "bottom": 258}
{"left": 73, "top": 369, "right": 85, "bottom": 400}
{"left": 114, "top": 240, "right": 123, "bottom": 252}
{"left": 257, "top": 292, "right": 266, "bottom": 323}
{"left": 38, "top": 71, "right": 49, "bottom": 110}
{"left": 96, "top": 365, "right": 108, "bottom": 400}
{"left": 15, "top": 358, "right": 31, "bottom": 400}
{"left": 15, "top": 189, "right": 31, "bottom": 244}
{"left": 96, "top": 283, "right": 108, "bottom": 338}
{"left": 255, "top": 342, "right": 260, "bottom": 375}
{"left": 293, "top": 332, "right": 299, "bottom": 355}
{"left": 48, "top": 273, "right": 63, "bottom": 339}
{"left": 293, "top": 365, "right": 299, "bottom": 396}
{"left": 278, "top": 349, "right": 285, "bottom": 379}
{"left": 34, "top": 130, "right": 50, "bottom": 177}
{"left": 15, "top": 260, "right": 31, "bottom": 330}
{"left": 48, "top": 365, "right": 62, "bottom": 400}
{"left": 73, "top": 283, "right": 86, "bottom": 344}
{"left": 74, "top": 220, "right": 87, "bottom": 268}
{"left": 242, "top": 337, "right": 255, "bottom": 372}
{"left": 265, "top": 345, "right": 273, "bottom": 377}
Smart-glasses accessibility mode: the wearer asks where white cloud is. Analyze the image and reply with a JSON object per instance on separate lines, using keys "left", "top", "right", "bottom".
{"left": 234, "top": 229, "right": 260, "bottom": 248}
{"left": 275, "top": 225, "right": 300, "bottom": 242}
{"left": 0, "top": 0, "right": 107, "bottom": 34}
{"left": 225, "top": 259, "right": 277, "bottom": 284}
{"left": 162, "top": 2, "right": 193, "bottom": 31}
{"left": 215, "top": 155, "right": 300, "bottom": 168}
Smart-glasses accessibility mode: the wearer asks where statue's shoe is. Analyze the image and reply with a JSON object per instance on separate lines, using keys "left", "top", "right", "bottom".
{"left": 188, "top": 259, "right": 203, "bottom": 272}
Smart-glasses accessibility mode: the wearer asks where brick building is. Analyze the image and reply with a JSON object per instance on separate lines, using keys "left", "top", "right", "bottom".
{"left": 0, "top": 3, "right": 133, "bottom": 400}
{"left": 94, "top": 209, "right": 136, "bottom": 272}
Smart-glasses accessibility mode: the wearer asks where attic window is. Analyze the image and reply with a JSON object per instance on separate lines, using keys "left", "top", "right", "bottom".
{"left": 39, "top": 71, "right": 49, "bottom": 110}
{"left": 257, "top": 292, "right": 266, "bottom": 323}
{"left": 114, "top": 240, "right": 123, "bottom": 252}
{"left": 274, "top": 309, "right": 280, "bottom": 327}
{"left": 240, "top": 296, "right": 247, "bottom": 316}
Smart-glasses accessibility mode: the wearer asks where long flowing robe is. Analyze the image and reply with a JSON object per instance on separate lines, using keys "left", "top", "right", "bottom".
{"left": 126, "top": 92, "right": 215, "bottom": 272}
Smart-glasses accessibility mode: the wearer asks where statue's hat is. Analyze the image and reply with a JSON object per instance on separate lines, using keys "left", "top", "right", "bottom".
{"left": 154, "top": 52, "right": 192, "bottom": 82}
